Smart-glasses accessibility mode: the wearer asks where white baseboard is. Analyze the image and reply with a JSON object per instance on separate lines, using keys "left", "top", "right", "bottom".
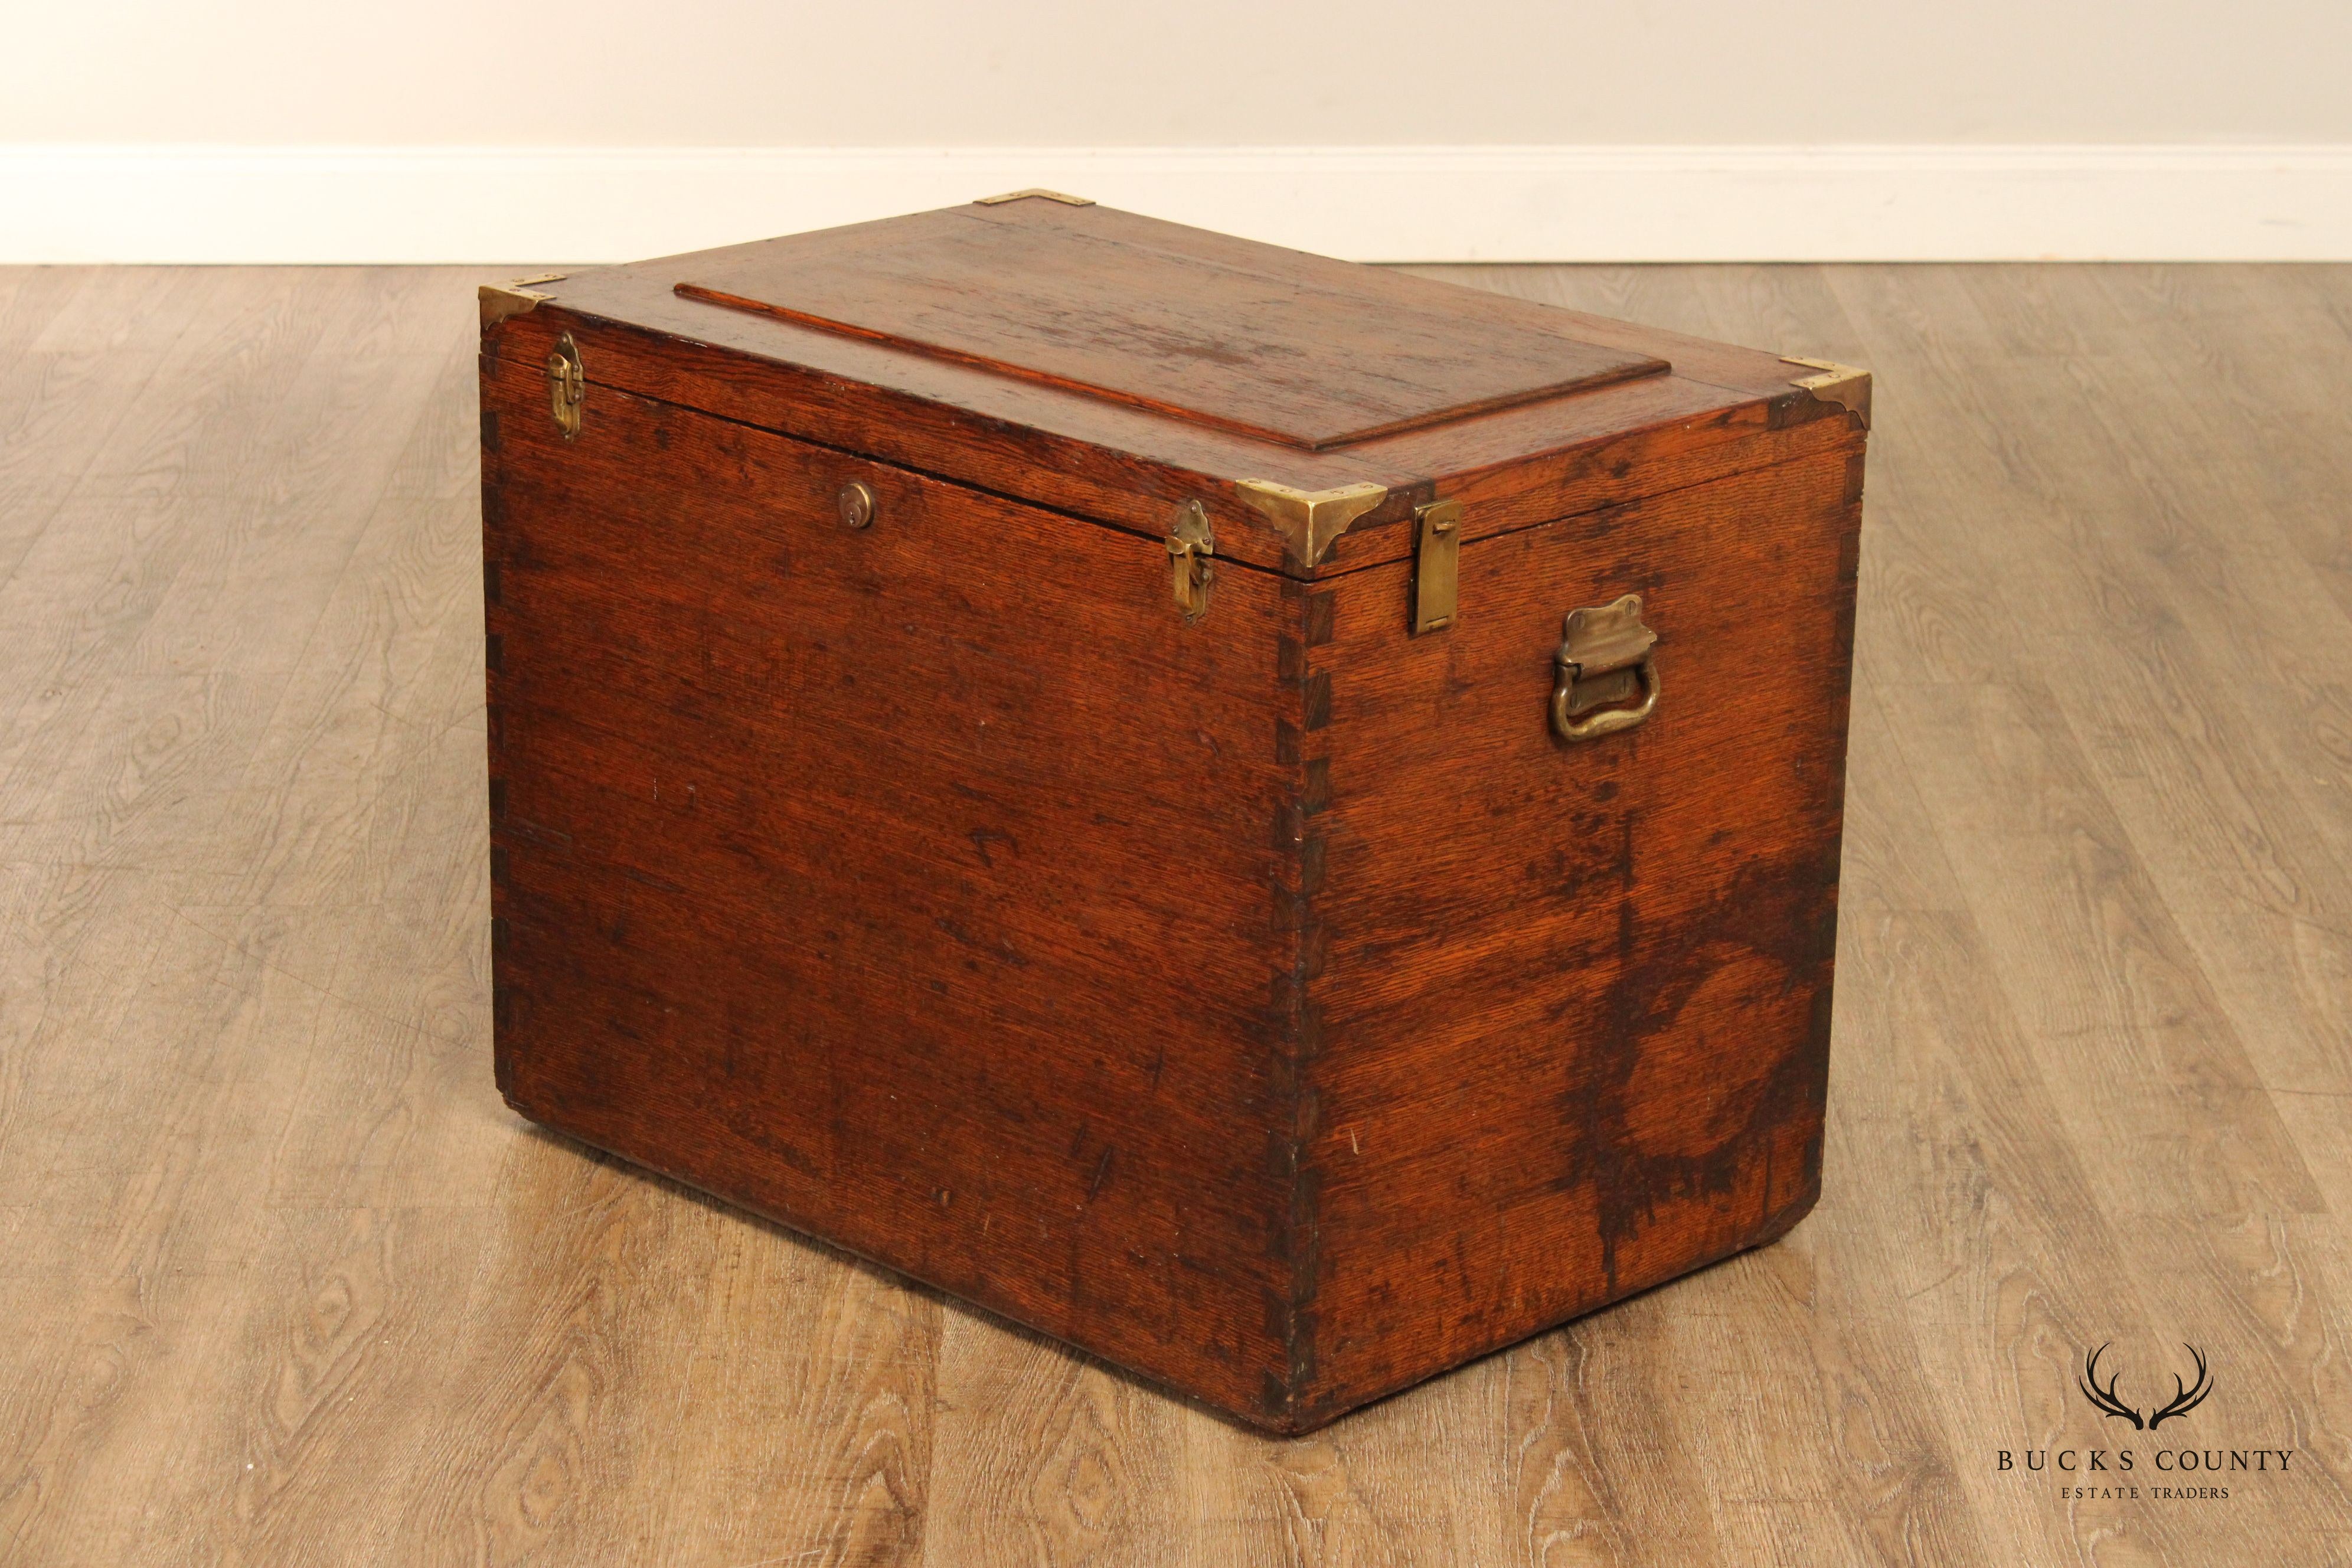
{"left": 4, "top": 144, "right": 2350, "bottom": 264}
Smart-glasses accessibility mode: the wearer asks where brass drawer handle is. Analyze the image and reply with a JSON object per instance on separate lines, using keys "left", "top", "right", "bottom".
{"left": 1552, "top": 594, "right": 1659, "bottom": 742}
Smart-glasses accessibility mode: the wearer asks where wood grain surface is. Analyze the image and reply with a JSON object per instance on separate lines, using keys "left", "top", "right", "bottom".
{"left": 669, "top": 200, "right": 1667, "bottom": 450}
{"left": 2, "top": 261, "right": 2349, "bottom": 1564}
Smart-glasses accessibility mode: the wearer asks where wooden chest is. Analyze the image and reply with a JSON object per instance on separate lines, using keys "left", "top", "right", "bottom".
{"left": 478, "top": 194, "right": 1869, "bottom": 1433}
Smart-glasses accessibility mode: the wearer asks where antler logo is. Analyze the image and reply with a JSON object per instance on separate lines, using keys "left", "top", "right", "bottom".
{"left": 2077, "top": 1342, "right": 2213, "bottom": 1430}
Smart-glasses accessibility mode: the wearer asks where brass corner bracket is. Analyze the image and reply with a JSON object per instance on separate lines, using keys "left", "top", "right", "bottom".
{"left": 975, "top": 189, "right": 1096, "bottom": 207}
{"left": 1234, "top": 479, "right": 1390, "bottom": 569}
{"left": 480, "top": 273, "right": 568, "bottom": 329}
{"left": 1782, "top": 357, "right": 1873, "bottom": 429}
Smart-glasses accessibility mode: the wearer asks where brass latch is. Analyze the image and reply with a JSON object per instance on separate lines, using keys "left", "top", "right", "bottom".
{"left": 546, "top": 332, "right": 584, "bottom": 441}
{"left": 545, "top": 331, "right": 588, "bottom": 442}
{"left": 1553, "top": 594, "right": 1659, "bottom": 742}
{"left": 1167, "top": 500, "right": 1215, "bottom": 623}
{"left": 1412, "top": 499, "right": 1461, "bottom": 634}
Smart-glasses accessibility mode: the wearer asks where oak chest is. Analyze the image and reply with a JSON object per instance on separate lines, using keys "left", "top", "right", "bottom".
{"left": 478, "top": 194, "right": 1870, "bottom": 1433}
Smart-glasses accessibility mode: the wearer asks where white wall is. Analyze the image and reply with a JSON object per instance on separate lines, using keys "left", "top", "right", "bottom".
{"left": 4, "top": 0, "right": 2349, "bottom": 261}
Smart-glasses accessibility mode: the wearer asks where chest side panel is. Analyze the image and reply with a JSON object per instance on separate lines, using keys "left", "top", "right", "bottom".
{"left": 481, "top": 354, "right": 1298, "bottom": 1412}
{"left": 1302, "top": 442, "right": 1865, "bottom": 1419}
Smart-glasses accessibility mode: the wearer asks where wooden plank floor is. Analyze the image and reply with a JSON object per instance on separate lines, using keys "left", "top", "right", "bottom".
{"left": 1, "top": 261, "right": 2348, "bottom": 1566}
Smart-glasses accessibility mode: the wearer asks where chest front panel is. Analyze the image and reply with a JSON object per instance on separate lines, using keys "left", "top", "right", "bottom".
{"left": 481, "top": 351, "right": 1304, "bottom": 1413}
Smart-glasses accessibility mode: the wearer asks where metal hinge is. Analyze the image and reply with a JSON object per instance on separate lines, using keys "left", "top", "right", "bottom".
{"left": 1412, "top": 499, "right": 1462, "bottom": 634}
{"left": 547, "top": 332, "right": 584, "bottom": 441}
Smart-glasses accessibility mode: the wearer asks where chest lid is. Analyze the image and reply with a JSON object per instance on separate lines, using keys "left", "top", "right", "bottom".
{"left": 668, "top": 196, "right": 1668, "bottom": 452}
{"left": 482, "top": 196, "right": 1868, "bottom": 580}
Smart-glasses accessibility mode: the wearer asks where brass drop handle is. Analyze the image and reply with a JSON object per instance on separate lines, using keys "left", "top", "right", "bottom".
{"left": 1551, "top": 594, "right": 1659, "bottom": 743}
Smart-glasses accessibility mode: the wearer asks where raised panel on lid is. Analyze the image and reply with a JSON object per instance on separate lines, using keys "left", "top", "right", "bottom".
{"left": 672, "top": 200, "right": 1670, "bottom": 452}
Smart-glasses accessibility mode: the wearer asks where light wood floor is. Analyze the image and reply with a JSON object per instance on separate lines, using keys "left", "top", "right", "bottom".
{"left": 2, "top": 262, "right": 2348, "bottom": 1567}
